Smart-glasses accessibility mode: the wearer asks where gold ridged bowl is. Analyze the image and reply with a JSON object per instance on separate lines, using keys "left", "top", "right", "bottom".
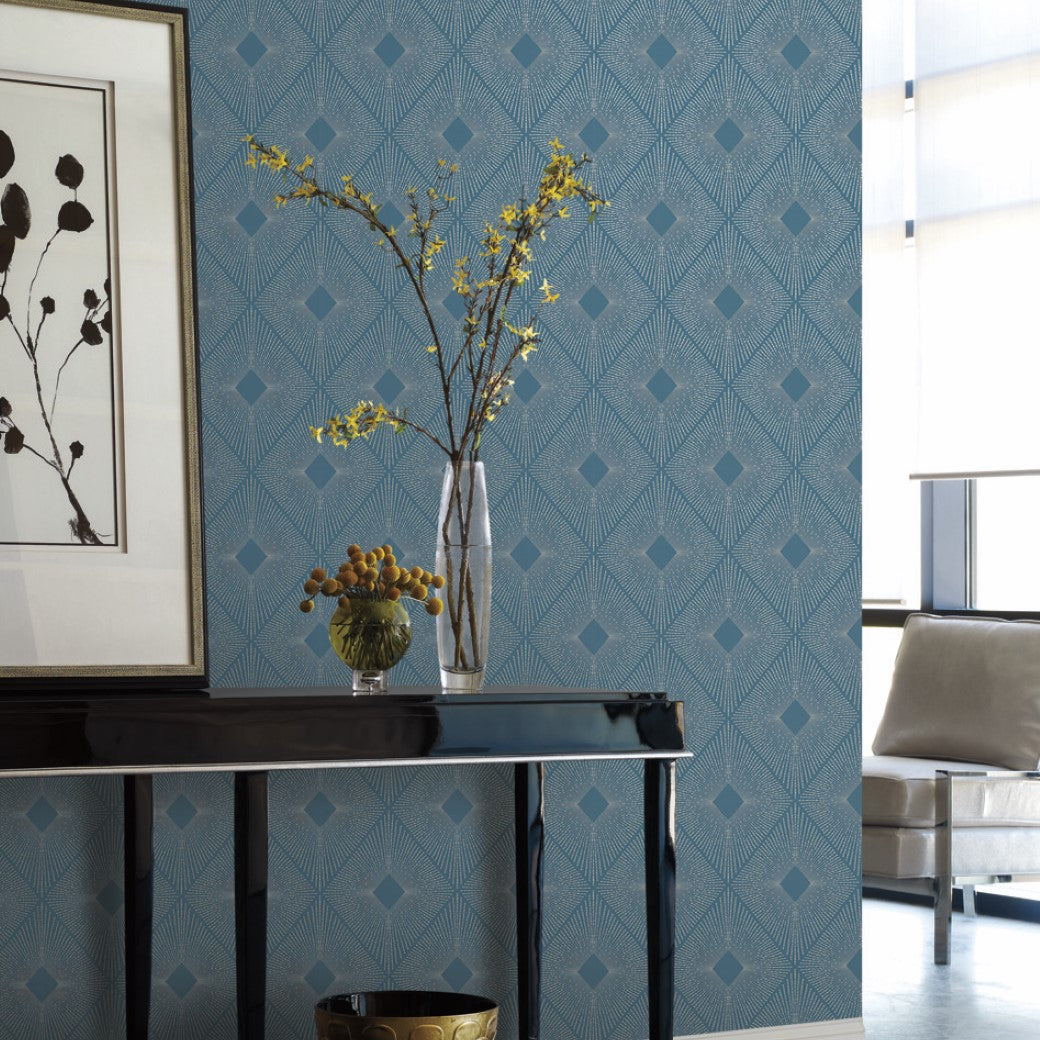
{"left": 315, "top": 991, "right": 498, "bottom": 1040}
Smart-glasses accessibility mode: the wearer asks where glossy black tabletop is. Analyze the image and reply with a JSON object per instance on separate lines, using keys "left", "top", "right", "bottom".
{"left": 0, "top": 686, "right": 687, "bottom": 775}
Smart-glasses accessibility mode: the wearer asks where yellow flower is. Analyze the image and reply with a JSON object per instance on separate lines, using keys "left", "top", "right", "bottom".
{"left": 426, "top": 235, "right": 446, "bottom": 256}
{"left": 507, "top": 322, "right": 539, "bottom": 344}
{"left": 540, "top": 279, "right": 560, "bottom": 304}
{"left": 480, "top": 225, "right": 505, "bottom": 256}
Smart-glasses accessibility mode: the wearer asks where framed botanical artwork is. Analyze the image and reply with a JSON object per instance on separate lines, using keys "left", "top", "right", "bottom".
{"left": 0, "top": 0, "right": 206, "bottom": 685}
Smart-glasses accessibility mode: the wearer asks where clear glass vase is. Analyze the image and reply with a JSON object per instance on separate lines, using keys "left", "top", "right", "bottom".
{"left": 436, "top": 459, "right": 491, "bottom": 692}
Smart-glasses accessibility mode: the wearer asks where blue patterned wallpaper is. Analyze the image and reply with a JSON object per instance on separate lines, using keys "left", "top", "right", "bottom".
{"left": 0, "top": 0, "right": 860, "bottom": 1036}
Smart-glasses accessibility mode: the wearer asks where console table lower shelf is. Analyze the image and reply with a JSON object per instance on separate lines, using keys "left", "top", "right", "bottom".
{"left": 0, "top": 688, "right": 689, "bottom": 1040}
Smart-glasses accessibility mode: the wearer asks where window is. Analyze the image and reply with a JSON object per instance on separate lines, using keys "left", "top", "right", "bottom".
{"left": 863, "top": 0, "right": 1040, "bottom": 749}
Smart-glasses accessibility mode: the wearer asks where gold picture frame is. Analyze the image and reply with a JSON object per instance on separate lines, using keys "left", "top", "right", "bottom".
{"left": 0, "top": 0, "right": 205, "bottom": 685}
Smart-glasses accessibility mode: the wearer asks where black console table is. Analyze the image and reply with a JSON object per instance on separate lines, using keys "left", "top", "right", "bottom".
{"left": 0, "top": 688, "right": 688, "bottom": 1040}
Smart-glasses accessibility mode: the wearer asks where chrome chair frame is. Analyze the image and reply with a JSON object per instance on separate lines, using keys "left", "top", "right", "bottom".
{"left": 864, "top": 769, "right": 1040, "bottom": 964}
{"left": 931, "top": 769, "right": 1040, "bottom": 964}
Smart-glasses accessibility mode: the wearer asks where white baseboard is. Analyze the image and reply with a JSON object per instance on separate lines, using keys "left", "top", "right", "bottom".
{"left": 679, "top": 1017, "right": 866, "bottom": 1040}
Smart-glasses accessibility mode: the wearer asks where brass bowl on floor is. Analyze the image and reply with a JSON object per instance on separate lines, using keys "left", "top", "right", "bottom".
{"left": 315, "top": 991, "right": 498, "bottom": 1040}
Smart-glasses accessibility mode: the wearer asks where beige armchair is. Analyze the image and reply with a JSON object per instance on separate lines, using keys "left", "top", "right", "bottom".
{"left": 862, "top": 613, "right": 1040, "bottom": 963}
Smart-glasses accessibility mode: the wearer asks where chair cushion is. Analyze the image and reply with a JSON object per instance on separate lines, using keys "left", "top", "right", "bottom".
{"left": 871, "top": 613, "right": 1040, "bottom": 770}
{"left": 862, "top": 755, "right": 1040, "bottom": 827}
{"left": 863, "top": 824, "right": 1040, "bottom": 879}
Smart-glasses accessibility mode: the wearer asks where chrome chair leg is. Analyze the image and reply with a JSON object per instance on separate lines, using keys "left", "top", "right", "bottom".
{"left": 934, "top": 770, "right": 952, "bottom": 965}
{"left": 961, "top": 883, "right": 976, "bottom": 917}
{"left": 934, "top": 873, "right": 952, "bottom": 965}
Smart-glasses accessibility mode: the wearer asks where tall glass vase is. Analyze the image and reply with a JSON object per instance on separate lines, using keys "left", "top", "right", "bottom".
{"left": 436, "top": 459, "right": 491, "bottom": 692}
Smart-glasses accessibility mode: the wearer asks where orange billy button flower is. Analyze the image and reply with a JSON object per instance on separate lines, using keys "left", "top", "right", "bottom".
{"left": 298, "top": 541, "right": 445, "bottom": 614}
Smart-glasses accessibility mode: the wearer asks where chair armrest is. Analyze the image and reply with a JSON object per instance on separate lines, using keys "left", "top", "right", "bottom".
{"left": 935, "top": 768, "right": 1040, "bottom": 828}
{"left": 935, "top": 769, "right": 1040, "bottom": 883}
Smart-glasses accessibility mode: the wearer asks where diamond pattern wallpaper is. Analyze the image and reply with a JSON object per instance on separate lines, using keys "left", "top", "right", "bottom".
{"left": 0, "top": 0, "right": 860, "bottom": 1036}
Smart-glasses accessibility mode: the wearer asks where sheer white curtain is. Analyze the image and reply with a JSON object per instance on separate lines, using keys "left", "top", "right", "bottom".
{"left": 913, "top": 0, "right": 1040, "bottom": 478}
{"left": 862, "top": 0, "right": 1040, "bottom": 605}
{"left": 862, "top": 0, "right": 918, "bottom": 603}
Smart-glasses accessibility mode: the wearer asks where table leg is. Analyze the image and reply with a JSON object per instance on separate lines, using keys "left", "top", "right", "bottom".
{"left": 123, "top": 774, "right": 153, "bottom": 1040}
{"left": 235, "top": 771, "right": 269, "bottom": 1040}
{"left": 645, "top": 758, "right": 677, "bottom": 1040}
{"left": 515, "top": 762, "right": 545, "bottom": 1040}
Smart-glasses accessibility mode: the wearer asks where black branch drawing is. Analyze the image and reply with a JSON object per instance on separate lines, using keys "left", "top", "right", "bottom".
{"left": 0, "top": 125, "right": 112, "bottom": 545}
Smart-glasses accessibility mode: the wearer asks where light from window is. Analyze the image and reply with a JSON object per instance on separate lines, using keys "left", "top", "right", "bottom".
{"left": 974, "top": 477, "right": 1040, "bottom": 610}
{"left": 863, "top": 626, "right": 904, "bottom": 755}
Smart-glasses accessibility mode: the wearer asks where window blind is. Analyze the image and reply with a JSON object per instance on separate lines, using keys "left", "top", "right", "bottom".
{"left": 863, "top": 0, "right": 920, "bottom": 603}
{"left": 912, "top": 0, "right": 1040, "bottom": 478}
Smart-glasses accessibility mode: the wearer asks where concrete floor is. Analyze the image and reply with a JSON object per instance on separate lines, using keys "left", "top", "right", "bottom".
{"left": 863, "top": 896, "right": 1040, "bottom": 1039}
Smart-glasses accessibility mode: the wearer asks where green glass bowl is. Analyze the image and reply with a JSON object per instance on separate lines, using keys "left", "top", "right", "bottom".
{"left": 328, "top": 598, "right": 412, "bottom": 671}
